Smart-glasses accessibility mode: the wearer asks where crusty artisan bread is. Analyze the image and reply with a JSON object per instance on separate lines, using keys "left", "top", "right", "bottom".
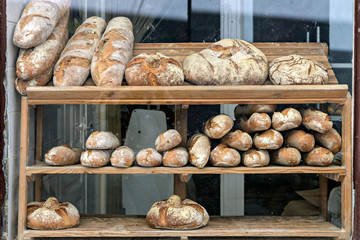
{"left": 203, "top": 114, "right": 234, "bottom": 139}
{"left": 234, "top": 104, "right": 277, "bottom": 119}
{"left": 183, "top": 39, "right": 268, "bottom": 85}
{"left": 53, "top": 16, "right": 106, "bottom": 86}
{"left": 210, "top": 143, "right": 241, "bottom": 167}
{"left": 301, "top": 108, "right": 333, "bottom": 133}
{"left": 221, "top": 130, "right": 252, "bottom": 151}
{"left": 91, "top": 17, "right": 134, "bottom": 86}
{"left": 304, "top": 146, "right": 334, "bottom": 166}
{"left": 110, "top": 146, "right": 135, "bottom": 167}
{"left": 80, "top": 150, "right": 111, "bottom": 167}
{"left": 242, "top": 149, "right": 270, "bottom": 167}
{"left": 86, "top": 131, "right": 120, "bottom": 150}
{"left": 15, "top": 67, "right": 54, "bottom": 95}
{"left": 272, "top": 108, "right": 302, "bottom": 131}
{"left": 146, "top": 195, "right": 209, "bottom": 230}
{"left": 44, "top": 145, "right": 82, "bottom": 166}
{"left": 136, "top": 148, "right": 162, "bottom": 167}
{"left": 155, "top": 129, "right": 182, "bottom": 152}
{"left": 125, "top": 52, "right": 184, "bottom": 86}
{"left": 313, "top": 128, "right": 342, "bottom": 154}
{"left": 187, "top": 133, "right": 211, "bottom": 168}
{"left": 253, "top": 129, "right": 283, "bottom": 150}
{"left": 271, "top": 147, "right": 301, "bottom": 166}
{"left": 238, "top": 113, "right": 271, "bottom": 133}
{"left": 284, "top": 130, "right": 315, "bottom": 152}
{"left": 163, "top": 147, "right": 189, "bottom": 167}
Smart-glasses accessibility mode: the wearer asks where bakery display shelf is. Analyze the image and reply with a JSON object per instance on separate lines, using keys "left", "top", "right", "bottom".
{"left": 23, "top": 215, "right": 343, "bottom": 239}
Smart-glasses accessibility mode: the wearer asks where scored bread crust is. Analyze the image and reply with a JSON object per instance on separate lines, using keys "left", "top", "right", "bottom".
{"left": 44, "top": 144, "right": 82, "bottom": 166}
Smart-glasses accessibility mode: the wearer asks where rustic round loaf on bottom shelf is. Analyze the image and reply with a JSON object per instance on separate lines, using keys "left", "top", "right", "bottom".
{"left": 221, "top": 130, "right": 252, "bottom": 151}
{"left": 253, "top": 129, "right": 283, "bottom": 150}
{"left": 44, "top": 145, "right": 82, "bottom": 166}
{"left": 163, "top": 147, "right": 189, "bottom": 167}
{"left": 187, "top": 133, "right": 211, "bottom": 168}
{"left": 304, "top": 146, "right": 334, "bottom": 166}
{"left": 136, "top": 148, "right": 162, "bottom": 167}
{"left": 210, "top": 143, "right": 241, "bottom": 167}
{"left": 110, "top": 146, "right": 135, "bottom": 167}
{"left": 242, "top": 149, "right": 270, "bottom": 167}
{"left": 203, "top": 114, "right": 234, "bottom": 139}
{"left": 80, "top": 150, "right": 111, "bottom": 167}
{"left": 271, "top": 147, "right": 301, "bottom": 166}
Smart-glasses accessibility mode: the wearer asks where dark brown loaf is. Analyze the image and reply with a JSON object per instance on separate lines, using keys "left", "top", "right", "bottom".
{"left": 210, "top": 143, "right": 241, "bottom": 167}
{"left": 272, "top": 108, "right": 302, "bottom": 131}
{"left": 155, "top": 129, "right": 182, "bottom": 152}
{"left": 238, "top": 113, "right": 271, "bottom": 133}
{"left": 27, "top": 197, "right": 79, "bottom": 230}
{"left": 242, "top": 149, "right": 270, "bottom": 167}
{"left": 234, "top": 104, "right": 277, "bottom": 119}
{"left": 163, "top": 147, "right": 189, "bottom": 167}
{"left": 203, "top": 114, "right": 234, "bottom": 139}
{"left": 285, "top": 130, "right": 315, "bottom": 152}
{"left": 110, "top": 146, "right": 135, "bottom": 167}
{"left": 304, "top": 146, "right": 334, "bottom": 166}
{"left": 221, "top": 130, "right": 252, "bottom": 151}
{"left": 271, "top": 147, "right": 301, "bottom": 166}
{"left": 301, "top": 108, "right": 333, "bottom": 133}
{"left": 313, "top": 128, "right": 342, "bottom": 154}
{"left": 91, "top": 17, "right": 134, "bottom": 86}
{"left": 253, "top": 129, "right": 283, "bottom": 150}
{"left": 80, "top": 150, "right": 110, "bottom": 167}
{"left": 86, "top": 131, "right": 120, "bottom": 150}
{"left": 187, "top": 133, "right": 211, "bottom": 168}
{"left": 146, "top": 195, "right": 209, "bottom": 230}
{"left": 269, "top": 55, "right": 328, "bottom": 85}
{"left": 183, "top": 39, "right": 268, "bottom": 85}
{"left": 136, "top": 148, "right": 162, "bottom": 167}
{"left": 44, "top": 145, "right": 82, "bottom": 166}
{"left": 125, "top": 52, "right": 184, "bottom": 86}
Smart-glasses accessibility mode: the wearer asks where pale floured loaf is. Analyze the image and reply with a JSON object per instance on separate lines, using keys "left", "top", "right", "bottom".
{"left": 86, "top": 131, "right": 120, "bottom": 150}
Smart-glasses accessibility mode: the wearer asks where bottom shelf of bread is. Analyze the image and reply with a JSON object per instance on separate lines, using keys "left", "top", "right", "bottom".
{"left": 24, "top": 215, "right": 343, "bottom": 238}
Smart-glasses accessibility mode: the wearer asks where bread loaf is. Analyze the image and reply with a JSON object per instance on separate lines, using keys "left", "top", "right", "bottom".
{"left": 80, "top": 150, "right": 110, "bottom": 167}
{"left": 86, "top": 131, "right": 120, "bottom": 150}
{"left": 234, "top": 104, "right": 277, "bottom": 119}
{"left": 314, "top": 128, "right": 342, "bottom": 154}
{"left": 125, "top": 53, "right": 184, "bottom": 86}
{"left": 304, "top": 146, "right": 334, "bottom": 166}
{"left": 221, "top": 130, "right": 252, "bottom": 151}
{"left": 15, "top": 67, "right": 54, "bottom": 95}
{"left": 53, "top": 17, "right": 106, "bottom": 86}
{"left": 269, "top": 55, "right": 328, "bottom": 85}
{"left": 272, "top": 108, "right": 302, "bottom": 131}
{"left": 91, "top": 17, "right": 134, "bottom": 86}
{"left": 155, "top": 129, "right": 182, "bottom": 152}
{"left": 136, "top": 148, "right": 162, "bottom": 167}
{"left": 27, "top": 197, "right": 79, "bottom": 230}
{"left": 110, "top": 146, "right": 135, "bottom": 167}
{"left": 146, "top": 195, "right": 209, "bottom": 230}
{"left": 242, "top": 149, "right": 270, "bottom": 167}
{"left": 284, "top": 130, "right": 315, "bottom": 152}
{"left": 183, "top": 39, "right": 268, "bottom": 85}
{"left": 163, "top": 147, "right": 189, "bottom": 167}
{"left": 187, "top": 133, "right": 211, "bottom": 168}
{"left": 301, "top": 108, "right": 333, "bottom": 133}
{"left": 210, "top": 143, "right": 241, "bottom": 167}
{"left": 254, "top": 129, "right": 283, "bottom": 150}
{"left": 238, "top": 113, "right": 271, "bottom": 133}
{"left": 44, "top": 145, "right": 82, "bottom": 166}
{"left": 13, "top": 0, "right": 71, "bottom": 48}
{"left": 271, "top": 147, "right": 301, "bottom": 166}
{"left": 203, "top": 114, "right": 234, "bottom": 139}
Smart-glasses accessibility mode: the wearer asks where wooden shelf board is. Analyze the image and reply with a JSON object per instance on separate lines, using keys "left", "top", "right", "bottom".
{"left": 24, "top": 216, "right": 343, "bottom": 238}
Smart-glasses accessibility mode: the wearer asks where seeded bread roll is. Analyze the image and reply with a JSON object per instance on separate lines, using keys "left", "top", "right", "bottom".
{"left": 27, "top": 197, "right": 79, "bottom": 230}
{"left": 271, "top": 147, "right": 301, "bottom": 166}
{"left": 110, "top": 146, "right": 135, "bottom": 167}
{"left": 155, "top": 129, "right": 182, "bottom": 152}
{"left": 313, "top": 128, "right": 342, "bottom": 154}
{"left": 242, "top": 149, "right": 270, "bottom": 167}
{"left": 234, "top": 104, "right": 277, "bottom": 119}
{"left": 269, "top": 55, "right": 328, "bottom": 85}
{"left": 86, "top": 131, "right": 120, "bottom": 150}
{"left": 304, "top": 146, "right": 334, "bottom": 166}
{"left": 254, "top": 129, "right": 283, "bottom": 150}
{"left": 187, "top": 133, "right": 211, "bottom": 168}
{"left": 210, "top": 143, "right": 241, "bottom": 167}
{"left": 44, "top": 145, "right": 82, "bottom": 166}
{"left": 125, "top": 52, "right": 184, "bottom": 86}
{"left": 136, "top": 148, "right": 162, "bottom": 167}
{"left": 163, "top": 147, "right": 189, "bottom": 167}
{"left": 272, "top": 108, "right": 302, "bottom": 131}
{"left": 80, "top": 150, "right": 110, "bottom": 167}
{"left": 183, "top": 39, "right": 268, "bottom": 85}
{"left": 285, "top": 130, "right": 315, "bottom": 152}
{"left": 203, "top": 114, "right": 234, "bottom": 139}
{"left": 221, "top": 130, "right": 252, "bottom": 151}
{"left": 301, "top": 108, "right": 333, "bottom": 133}
{"left": 146, "top": 195, "right": 209, "bottom": 230}
{"left": 239, "top": 113, "right": 271, "bottom": 133}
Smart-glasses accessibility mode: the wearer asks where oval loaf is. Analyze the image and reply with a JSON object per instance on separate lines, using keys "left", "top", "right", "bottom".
{"left": 242, "top": 149, "right": 270, "bottom": 167}
{"left": 254, "top": 129, "right": 283, "bottom": 150}
{"left": 272, "top": 108, "right": 302, "bottom": 131}
{"left": 44, "top": 145, "right": 82, "bottom": 166}
{"left": 110, "top": 146, "right": 135, "bottom": 167}
{"left": 271, "top": 147, "right": 301, "bottom": 166}
{"left": 86, "top": 131, "right": 120, "bottom": 150}
{"left": 136, "top": 148, "right": 162, "bottom": 167}
{"left": 285, "top": 130, "right": 315, "bottom": 152}
{"left": 238, "top": 113, "right": 271, "bottom": 133}
{"left": 80, "top": 150, "right": 111, "bottom": 167}
{"left": 155, "top": 129, "right": 182, "bottom": 152}
{"left": 163, "top": 147, "right": 189, "bottom": 167}
{"left": 301, "top": 108, "right": 333, "bottom": 133}
{"left": 234, "top": 104, "right": 277, "bottom": 119}
{"left": 313, "top": 128, "right": 342, "bottom": 154}
{"left": 187, "top": 133, "right": 211, "bottom": 168}
{"left": 221, "top": 130, "right": 252, "bottom": 151}
{"left": 203, "top": 114, "right": 234, "bottom": 139}
{"left": 210, "top": 143, "right": 241, "bottom": 167}
{"left": 304, "top": 146, "right": 334, "bottom": 166}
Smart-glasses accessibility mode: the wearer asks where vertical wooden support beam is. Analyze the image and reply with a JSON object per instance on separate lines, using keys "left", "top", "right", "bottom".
{"left": 319, "top": 175, "right": 328, "bottom": 219}
{"left": 35, "top": 105, "right": 43, "bottom": 201}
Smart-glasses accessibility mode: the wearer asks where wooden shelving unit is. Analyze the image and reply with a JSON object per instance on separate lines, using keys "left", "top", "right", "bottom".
{"left": 18, "top": 43, "right": 352, "bottom": 240}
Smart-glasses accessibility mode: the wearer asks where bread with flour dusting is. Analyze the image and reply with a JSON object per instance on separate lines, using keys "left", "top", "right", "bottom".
{"left": 221, "top": 130, "right": 252, "bottom": 151}
{"left": 80, "top": 150, "right": 111, "bottom": 167}
{"left": 210, "top": 143, "right": 241, "bottom": 167}
{"left": 44, "top": 145, "right": 82, "bottom": 166}
{"left": 254, "top": 129, "right": 283, "bottom": 150}
{"left": 86, "top": 131, "right": 120, "bottom": 150}
{"left": 155, "top": 129, "right": 182, "bottom": 152}
{"left": 163, "top": 147, "right": 189, "bottom": 167}
{"left": 272, "top": 108, "right": 302, "bottom": 131}
{"left": 203, "top": 114, "right": 234, "bottom": 139}
{"left": 110, "top": 146, "right": 135, "bottom": 167}
{"left": 187, "top": 133, "right": 211, "bottom": 168}
{"left": 242, "top": 149, "right": 270, "bottom": 167}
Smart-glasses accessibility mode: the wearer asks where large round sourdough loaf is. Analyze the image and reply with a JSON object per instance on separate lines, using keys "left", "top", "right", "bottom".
{"left": 183, "top": 39, "right": 268, "bottom": 85}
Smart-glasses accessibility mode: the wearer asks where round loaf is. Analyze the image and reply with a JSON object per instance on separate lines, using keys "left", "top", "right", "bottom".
{"left": 86, "top": 131, "right": 120, "bottom": 150}
{"left": 313, "top": 128, "right": 342, "bottom": 154}
{"left": 163, "top": 147, "right": 189, "bottom": 167}
{"left": 203, "top": 114, "right": 234, "bottom": 139}
{"left": 146, "top": 195, "right": 209, "bottom": 230}
{"left": 155, "top": 129, "right": 182, "bottom": 152}
{"left": 187, "top": 133, "right": 211, "bottom": 168}
{"left": 301, "top": 108, "right": 333, "bottom": 133}
{"left": 269, "top": 55, "right": 328, "bottom": 85}
{"left": 271, "top": 147, "right": 301, "bottom": 166}
{"left": 125, "top": 53, "right": 184, "bottom": 86}
{"left": 27, "top": 197, "right": 79, "bottom": 230}
{"left": 304, "top": 146, "right": 334, "bottom": 166}
{"left": 183, "top": 39, "right": 268, "bottom": 85}
{"left": 80, "top": 150, "right": 110, "bottom": 167}
{"left": 254, "top": 129, "right": 283, "bottom": 150}
{"left": 136, "top": 148, "right": 162, "bottom": 167}
{"left": 239, "top": 113, "right": 271, "bottom": 133}
{"left": 221, "top": 130, "right": 252, "bottom": 151}
{"left": 210, "top": 143, "right": 241, "bottom": 167}
{"left": 272, "top": 108, "right": 302, "bottom": 131}
{"left": 285, "top": 130, "right": 315, "bottom": 152}
{"left": 44, "top": 145, "right": 82, "bottom": 166}
{"left": 242, "top": 149, "right": 270, "bottom": 167}
{"left": 110, "top": 146, "right": 135, "bottom": 167}
{"left": 234, "top": 104, "right": 277, "bottom": 119}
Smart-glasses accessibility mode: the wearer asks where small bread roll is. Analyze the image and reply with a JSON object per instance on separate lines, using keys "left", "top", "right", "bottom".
{"left": 272, "top": 108, "right": 302, "bottom": 131}
{"left": 44, "top": 145, "right": 82, "bottom": 166}
{"left": 210, "top": 143, "right": 241, "bottom": 167}
{"left": 80, "top": 150, "right": 110, "bottom": 167}
{"left": 301, "top": 108, "right": 333, "bottom": 133}
{"left": 238, "top": 113, "right": 271, "bottom": 133}
{"left": 242, "top": 149, "right": 270, "bottom": 167}
{"left": 86, "top": 131, "right": 120, "bottom": 150}
{"left": 285, "top": 130, "right": 315, "bottom": 152}
{"left": 155, "top": 129, "right": 182, "bottom": 152}
{"left": 136, "top": 148, "right": 162, "bottom": 167}
{"left": 271, "top": 147, "right": 301, "bottom": 166}
{"left": 304, "top": 146, "right": 334, "bottom": 166}
{"left": 110, "top": 146, "right": 135, "bottom": 167}
{"left": 313, "top": 128, "right": 342, "bottom": 154}
{"left": 234, "top": 104, "right": 277, "bottom": 119}
{"left": 254, "top": 129, "right": 283, "bottom": 150}
{"left": 203, "top": 114, "right": 234, "bottom": 139}
{"left": 221, "top": 130, "right": 252, "bottom": 151}
{"left": 187, "top": 133, "right": 211, "bottom": 168}
{"left": 163, "top": 147, "right": 189, "bottom": 167}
